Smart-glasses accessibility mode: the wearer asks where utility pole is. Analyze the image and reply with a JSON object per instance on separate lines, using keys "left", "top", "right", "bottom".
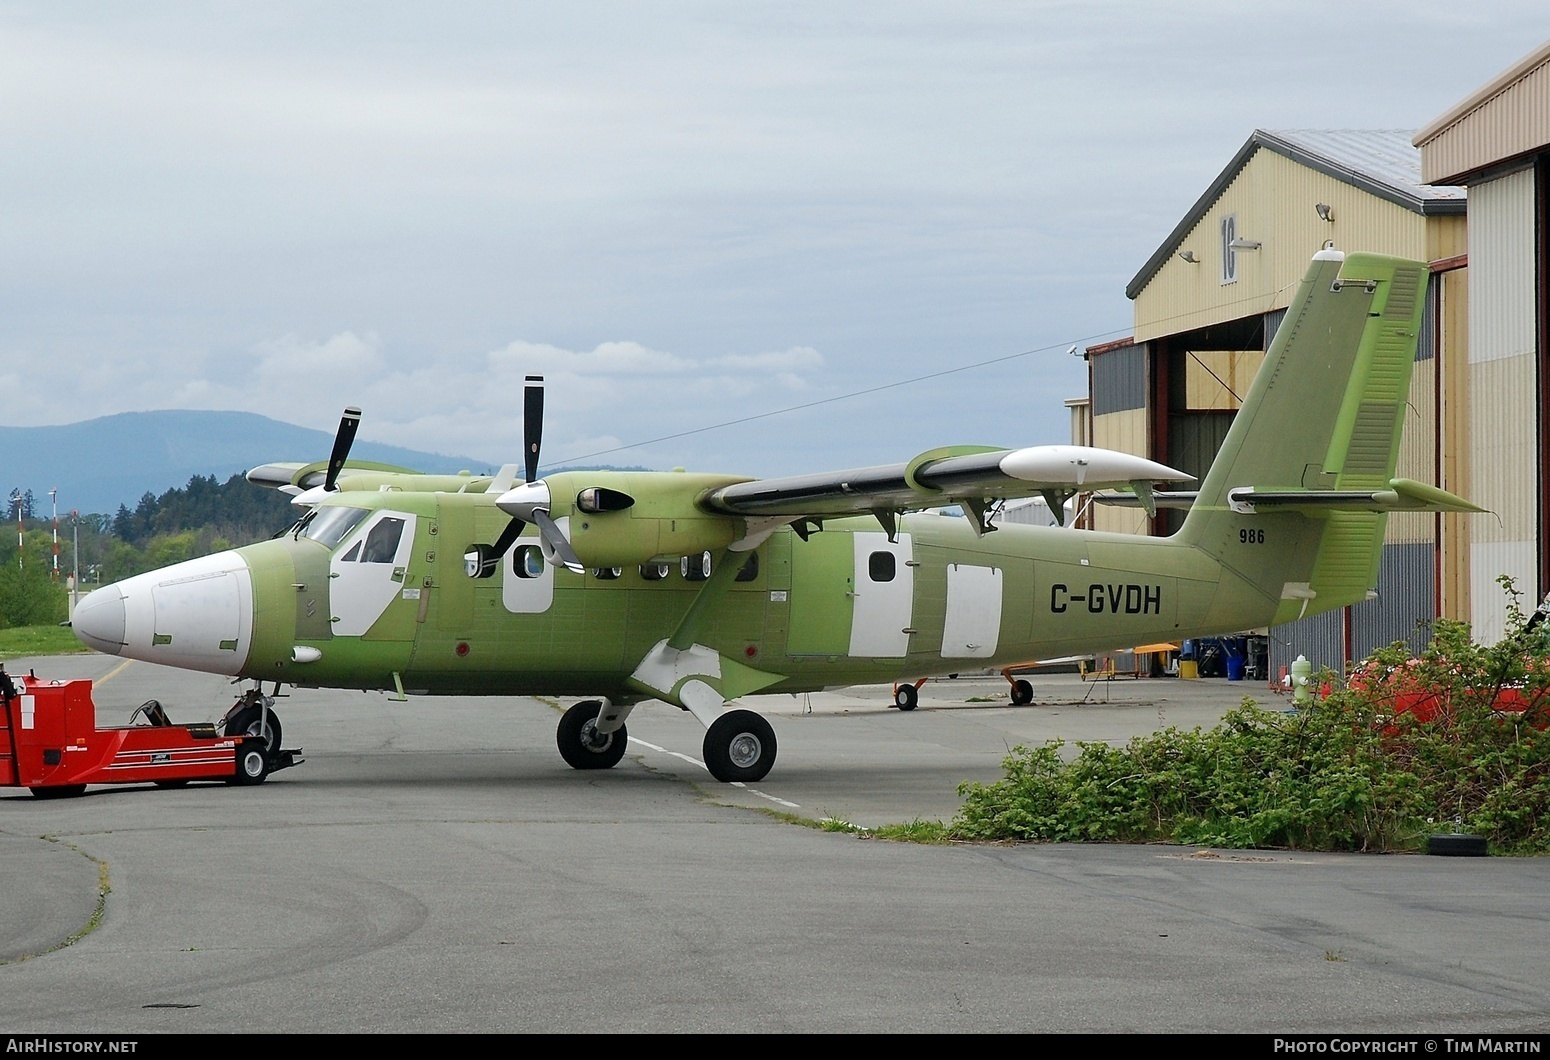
{"left": 70, "top": 510, "right": 80, "bottom": 620}
{"left": 13, "top": 493, "right": 20, "bottom": 571}
{"left": 50, "top": 488, "right": 58, "bottom": 581}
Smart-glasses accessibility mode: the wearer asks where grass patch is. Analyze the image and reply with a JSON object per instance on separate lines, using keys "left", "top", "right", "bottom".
{"left": 0, "top": 624, "right": 89, "bottom": 660}
{"left": 871, "top": 818, "right": 953, "bottom": 843}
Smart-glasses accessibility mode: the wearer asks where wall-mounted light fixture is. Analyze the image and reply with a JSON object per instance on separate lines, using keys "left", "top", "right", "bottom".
{"left": 1315, "top": 203, "right": 1334, "bottom": 222}
{"left": 1228, "top": 237, "right": 1261, "bottom": 250}
{"left": 1178, "top": 250, "right": 1200, "bottom": 263}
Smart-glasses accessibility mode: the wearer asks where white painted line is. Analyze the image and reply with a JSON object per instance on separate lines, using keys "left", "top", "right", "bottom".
{"left": 628, "top": 737, "right": 800, "bottom": 808}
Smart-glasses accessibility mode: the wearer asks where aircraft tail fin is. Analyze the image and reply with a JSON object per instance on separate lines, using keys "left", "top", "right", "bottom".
{"left": 1176, "top": 249, "right": 1472, "bottom": 624}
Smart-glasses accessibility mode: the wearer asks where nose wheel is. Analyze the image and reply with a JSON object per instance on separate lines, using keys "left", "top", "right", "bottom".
{"left": 223, "top": 697, "right": 283, "bottom": 756}
{"left": 557, "top": 700, "right": 629, "bottom": 770}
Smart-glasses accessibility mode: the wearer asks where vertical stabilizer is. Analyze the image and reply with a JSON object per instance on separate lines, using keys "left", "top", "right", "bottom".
{"left": 1176, "top": 250, "right": 1431, "bottom": 623}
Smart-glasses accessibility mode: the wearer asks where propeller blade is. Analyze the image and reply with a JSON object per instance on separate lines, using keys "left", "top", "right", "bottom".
{"left": 531, "top": 508, "right": 585, "bottom": 574}
{"left": 324, "top": 407, "right": 363, "bottom": 492}
{"left": 491, "top": 515, "right": 526, "bottom": 559}
{"left": 523, "top": 376, "right": 544, "bottom": 484}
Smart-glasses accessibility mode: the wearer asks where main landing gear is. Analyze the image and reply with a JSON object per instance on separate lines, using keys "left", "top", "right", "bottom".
{"left": 554, "top": 699, "right": 778, "bottom": 784}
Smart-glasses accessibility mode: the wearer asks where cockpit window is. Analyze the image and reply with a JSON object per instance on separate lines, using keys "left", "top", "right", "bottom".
{"left": 360, "top": 517, "right": 406, "bottom": 563}
{"left": 298, "top": 506, "right": 371, "bottom": 549}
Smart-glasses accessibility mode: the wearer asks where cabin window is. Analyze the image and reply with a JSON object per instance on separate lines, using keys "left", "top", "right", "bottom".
{"left": 513, "top": 544, "right": 545, "bottom": 579}
{"left": 868, "top": 551, "right": 896, "bottom": 582}
{"left": 299, "top": 505, "right": 370, "bottom": 549}
{"left": 360, "top": 517, "right": 406, "bottom": 563}
{"left": 734, "top": 552, "right": 759, "bottom": 582}
{"left": 341, "top": 541, "right": 363, "bottom": 563}
{"left": 682, "top": 551, "right": 712, "bottom": 582}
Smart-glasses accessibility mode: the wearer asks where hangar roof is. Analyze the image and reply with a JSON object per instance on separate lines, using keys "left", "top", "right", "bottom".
{"left": 1126, "top": 129, "right": 1466, "bottom": 300}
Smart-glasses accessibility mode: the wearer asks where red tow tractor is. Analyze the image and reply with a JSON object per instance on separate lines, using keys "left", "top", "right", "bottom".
{"left": 0, "top": 665, "right": 300, "bottom": 798}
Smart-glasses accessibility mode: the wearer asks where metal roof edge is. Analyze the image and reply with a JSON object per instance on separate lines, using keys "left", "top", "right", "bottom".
{"left": 1126, "top": 133, "right": 1260, "bottom": 300}
{"left": 1254, "top": 130, "right": 1464, "bottom": 215}
{"left": 1415, "top": 38, "right": 1550, "bottom": 148}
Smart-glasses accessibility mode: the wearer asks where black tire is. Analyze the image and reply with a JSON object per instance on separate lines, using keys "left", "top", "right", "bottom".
{"left": 556, "top": 700, "right": 628, "bottom": 770}
{"left": 893, "top": 684, "right": 919, "bottom": 711}
{"left": 29, "top": 785, "right": 87, "bottom": 799}
{"left": 1010, "top": 679, "right": 1034, "bottom": 706}
{"left": 224, "top": 704, "right": 282, "bottom": 755}
{"left": 703, "top": 710, "right": 776, "bottom": 783}
{"left": 1427, "top": 833, "right": 1488, "bottom": 856}
{"left": 228, "top": 740, "right": 270, "bottom": 786}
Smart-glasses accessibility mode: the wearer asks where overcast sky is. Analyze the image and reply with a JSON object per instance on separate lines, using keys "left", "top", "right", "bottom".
{"left": 2, "top": 3, "right": 1544, "bottom": 478}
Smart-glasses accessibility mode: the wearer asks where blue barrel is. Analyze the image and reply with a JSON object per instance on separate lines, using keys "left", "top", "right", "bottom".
{"left": 1225, "top": 654, "right": 1246, "bottom": 681}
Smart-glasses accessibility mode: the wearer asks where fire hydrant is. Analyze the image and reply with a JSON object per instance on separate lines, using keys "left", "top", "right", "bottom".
{"left": 1290, "top": 654, "right": 1313, "bottom": 706}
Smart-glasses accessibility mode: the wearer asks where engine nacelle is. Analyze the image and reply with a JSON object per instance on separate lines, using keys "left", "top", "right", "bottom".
{"left": 542, "top": 470, "right": 752, "bottom": 568}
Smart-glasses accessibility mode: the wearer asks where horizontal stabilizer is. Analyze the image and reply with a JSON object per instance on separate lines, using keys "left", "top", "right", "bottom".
{"left": 1228, "top": 478, "right": 1482, "bottom": 514}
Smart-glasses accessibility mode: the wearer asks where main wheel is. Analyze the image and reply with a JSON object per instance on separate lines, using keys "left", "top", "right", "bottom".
{"left": 1010, "top": 679, "right": 1034, "bottom": 705}
{"left": 224, "top": 704, "right": 283, "bottom": 755}
{"left": 893, "top": 684, "right": 919, "bottom": 710}
{"left": 557, "top": 700, "right": 629, "bottom": 770}
{"left": 228, "top": 740, "right": 270, "bottom": 786}
{"left": 703, "top": 710, "right": 776, "bottom": 783}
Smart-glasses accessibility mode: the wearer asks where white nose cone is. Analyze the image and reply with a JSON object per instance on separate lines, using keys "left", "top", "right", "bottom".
{"left": 73, "top": 585, "right": 127, "bottom": 654}
{"left": 76, "top": 551, "right": 256, "bottom": 676}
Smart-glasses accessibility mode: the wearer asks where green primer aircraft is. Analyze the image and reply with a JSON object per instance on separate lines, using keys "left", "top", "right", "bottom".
{"left": 71, "top": 249, "right": 1479, "bottom": 783}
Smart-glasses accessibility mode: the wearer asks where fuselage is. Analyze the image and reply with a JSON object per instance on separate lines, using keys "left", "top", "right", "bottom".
{"left": 72, "top": 489, "right": 1270, "bottom": 702}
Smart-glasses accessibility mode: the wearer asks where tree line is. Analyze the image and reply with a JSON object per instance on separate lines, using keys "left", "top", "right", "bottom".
{"left": 0, "top": 474, "right": 295, "bottom": 629}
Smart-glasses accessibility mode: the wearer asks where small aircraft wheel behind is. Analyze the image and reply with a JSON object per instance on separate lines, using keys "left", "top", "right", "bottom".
{"left": 228, "top": 740, "right": 271, "bottom": 786}
{"left": 557, "top": 700, "right": 629, "bottom": 770}
{"left": 703, "top": 709, "right": 776, "bottom": 783}
{"left": 893, "top": 684, "right": 919, "bottom": 711}
{"left": 224, "top": 704, "right": 283, "bottom": 756}
{"left": 1010, "top": 679, "right": 1034, "bottom": 706}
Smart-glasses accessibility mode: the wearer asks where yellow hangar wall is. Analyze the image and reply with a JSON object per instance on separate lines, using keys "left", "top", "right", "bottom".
{"left": 1132, "top": 148, "right": 1463, "bottom": 343}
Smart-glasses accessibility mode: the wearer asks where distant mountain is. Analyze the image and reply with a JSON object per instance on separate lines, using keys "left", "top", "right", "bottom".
{"left": 1, "top": 410, "right": 496, "bottom": 516}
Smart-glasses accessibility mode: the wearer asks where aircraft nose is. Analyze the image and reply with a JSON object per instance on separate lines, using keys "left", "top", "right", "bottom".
{"left": 72, "top": 585, "right": 127, "bottom": 655}
{"left": 72, "top": 551, "right": 258, "bottom": 676}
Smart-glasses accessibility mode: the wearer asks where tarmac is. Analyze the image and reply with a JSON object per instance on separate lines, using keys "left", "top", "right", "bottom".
{"left": 3, "top": 653, "right": 1548, "bottom": 1035}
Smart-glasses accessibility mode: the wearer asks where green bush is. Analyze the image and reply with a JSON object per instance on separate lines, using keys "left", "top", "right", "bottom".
{"left": 950, "top": 582, "right": 1550, "bottom": 855}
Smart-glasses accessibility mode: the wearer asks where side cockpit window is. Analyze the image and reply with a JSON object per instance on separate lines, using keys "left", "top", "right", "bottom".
{"left": 360, "top": 517, "right": 406, "bottom": 563}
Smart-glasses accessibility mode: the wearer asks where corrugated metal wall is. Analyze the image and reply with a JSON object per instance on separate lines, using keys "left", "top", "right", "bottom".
{"left": 1268, "top": 608, "right": 1344, "bottom": 683}
{"left": 1133, "top": 151, "right": 1434, "bottom": 343}
{"left": 1467, "top": 166, "right": 1539, "bottom": 643}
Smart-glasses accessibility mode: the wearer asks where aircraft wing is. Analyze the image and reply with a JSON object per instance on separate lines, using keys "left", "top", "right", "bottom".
{"left": 246, "top": 460, "right": 430, "bottom": 493}
{"left": 700, "top": 444, "right": 1192, "bottom": 527}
